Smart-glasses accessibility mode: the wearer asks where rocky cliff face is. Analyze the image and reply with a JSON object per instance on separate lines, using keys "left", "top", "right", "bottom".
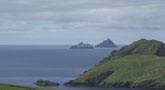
{"left": 96, "top": 39, "right": 117, "bottom": 48}
{"left": 64, "top": 39, "right": 165, "bottom": 88}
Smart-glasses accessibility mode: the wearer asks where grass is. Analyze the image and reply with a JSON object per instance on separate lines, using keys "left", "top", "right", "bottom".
{"left": 104, "top": 55, "right": 165, "bottom": 84}
{"left": 75, "top": 54, "right": 165, "bottom": 84}
{"left": 104, "top": 39, "right": 165, "bottom": 61}
{"left": 0, "top": 83, "right": 64, "bottom": 90}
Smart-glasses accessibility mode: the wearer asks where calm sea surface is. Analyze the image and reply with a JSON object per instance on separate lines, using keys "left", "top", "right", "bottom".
{"left": 0, "top": 45, "right": 163, "bottom": 90}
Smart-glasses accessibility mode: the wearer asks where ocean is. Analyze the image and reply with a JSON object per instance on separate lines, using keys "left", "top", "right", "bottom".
{"left": 0, "top": 45, "right": 162, "bottom": 90}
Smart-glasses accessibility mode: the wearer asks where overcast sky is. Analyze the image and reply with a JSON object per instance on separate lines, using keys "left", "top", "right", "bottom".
{"left": 0, "top": 0, "right": 165, "bottom": 45}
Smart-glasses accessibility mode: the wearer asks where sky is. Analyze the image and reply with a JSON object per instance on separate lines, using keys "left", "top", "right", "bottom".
{"left": 0, "top": 0, "right": 165, "bottom": 45}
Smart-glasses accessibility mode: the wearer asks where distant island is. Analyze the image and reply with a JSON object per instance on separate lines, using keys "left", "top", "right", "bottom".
{"left": 64, "top": 39, "right": 165, "bottom": 88}
{"left": 96, "top": 38, "right": 117, "bottom": 48}
{"left": 70, "top": 42, "right": 94, "bottom": 49}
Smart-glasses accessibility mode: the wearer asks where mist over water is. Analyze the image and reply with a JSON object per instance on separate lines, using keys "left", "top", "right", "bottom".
{"left": 0, "top": 45, "right": 163, "bottom": 90}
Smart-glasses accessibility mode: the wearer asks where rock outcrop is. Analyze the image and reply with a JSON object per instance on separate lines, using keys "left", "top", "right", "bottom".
{"left": 34, "top": 80, "right": 60, "bottom": 86}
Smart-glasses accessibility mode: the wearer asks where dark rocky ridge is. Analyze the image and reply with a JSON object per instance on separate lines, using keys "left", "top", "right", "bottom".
{"left": 64, "top": 71, "right": 114, "bottom": 86}
{"left": 65, "top": 79, "right": 165, "bottom": 88}
{"left": 96, "top": 39, "right": 117, "bottom": 48}
{"left": 99, "top": 80, "right": 165, "bottom": 88}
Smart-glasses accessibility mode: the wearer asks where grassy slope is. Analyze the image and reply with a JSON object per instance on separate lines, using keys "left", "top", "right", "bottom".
{"left": 104, "top": 39, "right": 165, "bottom": 61}
{"left": 73, "top": 39, "right": 165, "bottom": 85}
{"left": 0, "top": 83, "right": 64, "bottom": 90}
{"left": 75, "top": 54, "right": 165, "bottom": 85}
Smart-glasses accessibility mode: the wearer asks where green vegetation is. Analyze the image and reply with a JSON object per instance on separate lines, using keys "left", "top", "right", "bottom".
{"left": 75, "top": 55, "right": 165, "bottom": 83}
{"left": 65, "top": 39, "right": 165, "bottom": 88}
{"left": 0, "top": 83, "right": 64, "bottom": 90}
{"left": 103, "top": 39, "right": 165, "bottom": 61}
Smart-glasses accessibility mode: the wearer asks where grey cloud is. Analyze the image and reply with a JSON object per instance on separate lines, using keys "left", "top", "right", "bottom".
{"left": 0, "top": 24, "right": 31, "bottom": 31}
{"left": 0, "top": 0, "right": 165, "bottom": 30}
{"left": 0, "top": 22, "right": 32, "bottom": 31}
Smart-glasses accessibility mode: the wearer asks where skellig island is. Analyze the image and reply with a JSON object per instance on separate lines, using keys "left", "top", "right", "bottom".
{"left": 70, "top": 42, "right": 94, "bottom": 49}
{"left": 64, "top": 39, "right": 165, "bottom": 88}
{"left": 96, "top": 38, "right": 117, "bottom": 48}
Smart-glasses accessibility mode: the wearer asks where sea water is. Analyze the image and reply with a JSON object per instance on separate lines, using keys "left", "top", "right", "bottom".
{"left": 0, "top": 45, "right": 162, "bottom": 90}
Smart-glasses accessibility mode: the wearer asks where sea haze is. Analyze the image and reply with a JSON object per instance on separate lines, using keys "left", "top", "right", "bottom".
{"left": 0, "top": 45, "right": 163, "bottom": 90}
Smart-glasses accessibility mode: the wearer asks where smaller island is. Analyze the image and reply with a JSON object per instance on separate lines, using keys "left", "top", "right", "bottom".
{"left": 34, "top": 80, "right": 60, "bottom": 86}
{"left": 70, "top": 42, "right": 94, "bottom": 49}
{"left": 96, "top": 38, "right": 117, "bottom": 48}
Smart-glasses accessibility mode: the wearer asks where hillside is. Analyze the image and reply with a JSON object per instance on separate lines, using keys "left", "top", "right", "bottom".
{"left": 64, "top": 39, "right": 165, "bottom": 88}
{"left": 0, "top": 83, "right": 63, "bottom": 90}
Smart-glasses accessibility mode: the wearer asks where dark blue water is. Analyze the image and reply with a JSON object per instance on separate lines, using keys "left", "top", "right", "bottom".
{"left": 0, "top": 45, "right": 163, "bottom": 90}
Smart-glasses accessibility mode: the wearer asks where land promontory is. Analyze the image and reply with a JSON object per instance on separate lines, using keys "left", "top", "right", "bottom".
{"left": 64, "top": 39, "right": 165, "bottom": 88}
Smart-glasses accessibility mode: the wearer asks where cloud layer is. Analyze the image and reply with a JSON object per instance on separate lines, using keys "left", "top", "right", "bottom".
{"left": 0, "top": 0, "right": 165, "bottom": 30}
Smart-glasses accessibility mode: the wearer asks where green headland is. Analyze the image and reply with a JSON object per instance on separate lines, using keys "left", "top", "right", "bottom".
{"left": 64, "top": 39, "right": 165, "bottom": 88}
